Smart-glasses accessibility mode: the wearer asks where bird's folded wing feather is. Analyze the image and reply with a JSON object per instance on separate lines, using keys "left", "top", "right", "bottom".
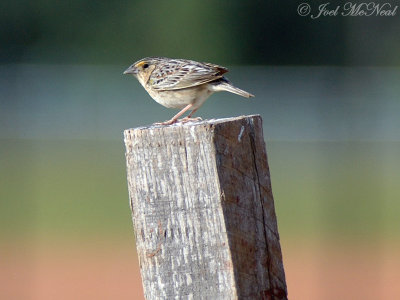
{"left": 150, "top": 61, "right": 228, "bottom": 90}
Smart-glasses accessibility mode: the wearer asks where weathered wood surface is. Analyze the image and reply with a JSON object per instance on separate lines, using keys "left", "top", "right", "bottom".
{"left": 124, "top": 115, "right": 287, "bottom": 300}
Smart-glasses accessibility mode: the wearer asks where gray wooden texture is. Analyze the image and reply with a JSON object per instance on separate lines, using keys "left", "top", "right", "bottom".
{"left": 124, "top": 115, "right": 287, "bottom": 300}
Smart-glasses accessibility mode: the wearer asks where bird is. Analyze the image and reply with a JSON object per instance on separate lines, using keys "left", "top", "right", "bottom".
{"left": 123, "top": 57, "right": 254, "bottom": 125}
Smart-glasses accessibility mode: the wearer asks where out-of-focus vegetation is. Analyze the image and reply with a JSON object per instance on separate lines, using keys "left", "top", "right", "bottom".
{"left": 1, "top": 0, "right": 400, "bottom": 65}
{"left": 1, "top": 65, "right": 399, "bottom": 242}
{"left": 1, "top": 138, "right": 399, "bottom": 243}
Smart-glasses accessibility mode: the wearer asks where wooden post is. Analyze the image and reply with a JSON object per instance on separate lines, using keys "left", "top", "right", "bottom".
{"left": 124, "top": 115, "right": 288, "bottom": 299}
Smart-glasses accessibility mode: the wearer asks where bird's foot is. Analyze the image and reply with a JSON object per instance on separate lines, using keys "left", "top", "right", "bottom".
{"left": 153, "top": 118, "right": 178, "bottom": 126}
{"left": 178, "top": 117, "right": 203, "bottom": 123}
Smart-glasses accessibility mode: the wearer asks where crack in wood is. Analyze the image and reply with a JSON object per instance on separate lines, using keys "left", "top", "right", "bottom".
{"left": 248, "top": 118, "right": 276, "bottom": 300}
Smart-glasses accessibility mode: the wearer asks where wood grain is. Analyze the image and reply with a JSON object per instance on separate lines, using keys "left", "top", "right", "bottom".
{"left": 124, "top": 115, "right": 287, "bottom": 299}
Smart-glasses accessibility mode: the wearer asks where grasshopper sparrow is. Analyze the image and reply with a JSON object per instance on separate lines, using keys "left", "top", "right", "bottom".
{"left": 123, "top": 57, "right": 254, "bottom": 125}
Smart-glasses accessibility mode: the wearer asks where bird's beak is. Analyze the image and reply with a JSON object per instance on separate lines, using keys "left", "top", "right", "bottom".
{"left": 123, "top": 66, "right": 137, "bottom": 75}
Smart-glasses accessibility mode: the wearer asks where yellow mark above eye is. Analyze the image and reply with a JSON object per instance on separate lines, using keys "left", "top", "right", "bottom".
{"left": 135, "top": 61, "right": 147, "bottom": 68}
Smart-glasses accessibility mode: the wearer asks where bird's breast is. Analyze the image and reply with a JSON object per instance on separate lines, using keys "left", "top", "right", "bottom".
{"left": 146, "top": 85, "right": 214, "bottom": 109}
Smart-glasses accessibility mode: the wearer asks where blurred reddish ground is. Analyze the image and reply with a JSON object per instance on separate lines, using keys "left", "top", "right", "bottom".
{"left": 1, "top": 240, "right": 144, "bottom": 300}
{"left": 1, "top": 239, "right": 399, "bottom": 300}
{"left": 282, "top": 240, "right": 400, "bottom": 300}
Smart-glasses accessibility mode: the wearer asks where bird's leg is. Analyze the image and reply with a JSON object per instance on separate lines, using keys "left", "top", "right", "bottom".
{"left": 154, "top": 104, "right": 193, "bottom": 125}
{"left": 180, "top": 108, "right": 202, "bottom": 123}
{"left": 186, "top": 108, "right": 198, "bottom": 119}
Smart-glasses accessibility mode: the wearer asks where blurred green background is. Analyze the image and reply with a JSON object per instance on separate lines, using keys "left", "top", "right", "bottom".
{"left": 1, "top": 1, "right": 400, "bottom": 299}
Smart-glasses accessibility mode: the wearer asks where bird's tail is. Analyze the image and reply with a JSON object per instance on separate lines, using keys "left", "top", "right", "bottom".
{"left": 210, "top": 78, "right": 255, "bottom": 98}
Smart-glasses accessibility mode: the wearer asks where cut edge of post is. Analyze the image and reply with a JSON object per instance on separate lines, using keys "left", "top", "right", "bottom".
{"left": 123, "top": 114, "right": 262, "bottom": 133}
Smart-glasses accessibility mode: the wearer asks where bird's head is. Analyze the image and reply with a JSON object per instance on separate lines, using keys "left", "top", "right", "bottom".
{"left": 123, "top": 57, "right": 161, "bottom": 86}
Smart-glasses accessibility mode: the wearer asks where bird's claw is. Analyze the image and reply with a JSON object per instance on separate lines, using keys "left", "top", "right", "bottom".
{"left": 178, "top": 117, "right": 202, "bottom": 123}
{"left": 153, "top": 119, "right": 178, "bottom": 126}
{"left": 153, "top": 117, "right": 202, "bottom": 126}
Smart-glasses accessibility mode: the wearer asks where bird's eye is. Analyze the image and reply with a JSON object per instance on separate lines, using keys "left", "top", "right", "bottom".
{"left": 143, "top": 63, "right": 149, "bottom": 69}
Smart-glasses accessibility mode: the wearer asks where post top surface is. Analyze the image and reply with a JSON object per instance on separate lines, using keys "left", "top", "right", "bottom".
{"left": 124, "top": 114, "right": 261, "bottom": 134}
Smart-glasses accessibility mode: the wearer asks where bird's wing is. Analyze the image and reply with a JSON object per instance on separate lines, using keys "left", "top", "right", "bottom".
{"left": 149, "top": 60, "right": 228, "bottom": 91}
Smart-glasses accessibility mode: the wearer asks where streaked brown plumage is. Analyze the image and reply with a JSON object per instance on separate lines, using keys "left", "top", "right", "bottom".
{"left": 123, "top": 57, "right": 254, "bottom": 125}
